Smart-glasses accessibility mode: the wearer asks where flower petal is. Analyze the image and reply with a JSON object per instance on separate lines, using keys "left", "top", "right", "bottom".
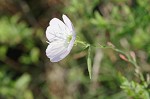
{"left": 49, "top": 18, "right": 70, "bottom": 36}
{"left": 46, "top": 41, "right": 66, "bottom": 58}
{"left": 62, "top": 15, "right": 75, "bottom": 35}
{"left": 46, "top": 41, "right": 70, "bottom": 62}
{"left": 46, "top": 18, "right": 72, "bottom": 42}
{"left": 50, "top": 49, "right": 70, "bottom": 62}
{"left": 46, "top": 26, "right": 66, "bottom": 42}
{"left": 67, "top": 34, "right": 76, "bottom": 51}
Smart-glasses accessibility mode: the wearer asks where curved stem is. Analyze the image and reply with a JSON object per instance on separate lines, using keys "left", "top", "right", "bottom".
{"left": 75, "top": 40, "right": 90, "bottom": 48}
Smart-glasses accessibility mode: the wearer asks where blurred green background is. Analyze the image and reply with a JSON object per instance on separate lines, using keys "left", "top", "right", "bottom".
{"left": 0, "top": 0, "right": 150, "bottom": 99}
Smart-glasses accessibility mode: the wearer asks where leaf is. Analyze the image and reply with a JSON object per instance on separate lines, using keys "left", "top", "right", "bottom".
{"left": 87, "top": 46, "right": 92, "bottom": 79}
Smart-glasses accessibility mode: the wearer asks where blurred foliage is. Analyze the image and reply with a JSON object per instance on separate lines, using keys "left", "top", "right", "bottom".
{"left": 119, "top": 74, "right": 149, "bottom": 99}
{"left": 0, "top": 71, "right": 33, "bottom": 99}
{"left": 0, "top": 0, "right": 150, "bottom": 99}
{"left": 0, "top": 15, "right": 32, "bottom": 45}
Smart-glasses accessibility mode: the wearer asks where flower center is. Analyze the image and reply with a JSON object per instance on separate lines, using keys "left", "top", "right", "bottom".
{"left": 67, "top": 35, "right": 72, "bottom": 43}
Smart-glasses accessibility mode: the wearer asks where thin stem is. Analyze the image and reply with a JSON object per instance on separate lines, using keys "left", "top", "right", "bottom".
{"left": 95, "top": 43, "right": 145, "bottom": 82}
{"left": 76, "top": 40, "right": 89, "bottom": 47}
{"left": 76, "top": 40, "right": 145, "bottom": 83}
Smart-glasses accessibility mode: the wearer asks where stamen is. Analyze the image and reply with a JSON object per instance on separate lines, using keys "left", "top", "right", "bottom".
{"left": 46, "top": 41, "right": 50, "bottom": 44}
{"left": 67, "top": 35, "right": 72, "bottom": 43}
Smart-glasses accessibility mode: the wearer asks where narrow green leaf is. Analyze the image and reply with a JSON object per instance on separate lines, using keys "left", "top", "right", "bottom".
{"left": 87, "top": 46, "right": 92, "bottom": 79}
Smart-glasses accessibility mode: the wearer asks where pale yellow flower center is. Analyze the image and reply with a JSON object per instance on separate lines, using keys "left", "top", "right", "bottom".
{"left": 67, "top": 35, "right": 72, "bottom": 43}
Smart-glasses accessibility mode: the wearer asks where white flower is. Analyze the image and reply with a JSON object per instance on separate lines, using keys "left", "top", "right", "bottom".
{"left": 46, "top": 14, "right": 76, "bottom": 62}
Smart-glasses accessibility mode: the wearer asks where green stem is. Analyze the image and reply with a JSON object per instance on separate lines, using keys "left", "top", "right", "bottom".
{"left": 76, "top": 40, "right": 145, "bottom": 82}
{"left": 76, "top": 40, "right": 90, "bottom": 47}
